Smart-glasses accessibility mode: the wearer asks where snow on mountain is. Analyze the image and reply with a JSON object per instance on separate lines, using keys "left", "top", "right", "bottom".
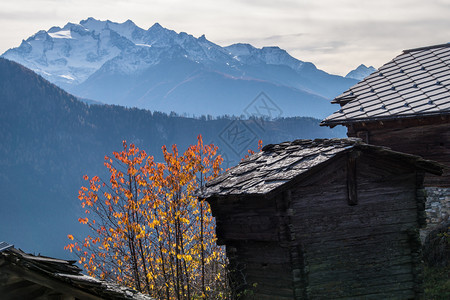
{"left": 2, "top": 18, "right": 358, "bottom": 118}
{"left": 225, "top": 44, "right": 304, "bottom": 71}
{"left": 3, "top": 20, "right": 128, "bottom": 88}
{"left": 3, "top": 18, "right": 235, "bottom": 87}
{"left": 1, "top": 17, "right": 317, "bottom": 86}
{"left": 345, "top": 64, "right": 376, "bottom": 81}
{"left": 48, "top": 30, "right": 72, "bottom": 39}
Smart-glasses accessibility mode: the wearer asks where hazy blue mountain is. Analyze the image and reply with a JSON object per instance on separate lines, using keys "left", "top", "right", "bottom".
{"left": 2, "top": 18, "right": 357, "bottom": 119}
{"left": 345, "top": 64, "right": 376, "bottom": 81}
{"left": 0, "top": 58, "right": 345, "bottom": 259}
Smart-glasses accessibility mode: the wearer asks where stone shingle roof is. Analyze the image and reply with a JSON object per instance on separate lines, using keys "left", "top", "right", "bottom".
{"left": 0, "top": 246, "right": 154, "bottom": 300}
{"left": 321, "top": 43, "right": 450, "bottom": 126}
{"left": 198, "top": 138, "right": 443, "bottom": 199}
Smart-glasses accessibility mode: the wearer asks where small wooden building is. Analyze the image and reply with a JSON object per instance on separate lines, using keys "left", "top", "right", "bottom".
{"left": 0, "top": 243, "right": 154, "bottom": 300}
{"left": 321, "top": 43, "right": 450, "bottom": 188}
{"left": 199, "top": 138, "right": 442, "bottom": 299}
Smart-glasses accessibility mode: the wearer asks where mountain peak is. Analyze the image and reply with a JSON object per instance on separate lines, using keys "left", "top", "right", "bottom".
{"left": 225, "top": 43, "right": 256, "bottom": 56}
{"left": 78, "top": 18, "right": 107, "bottom": 33}
{"left": 48, "top": 26, "right": 62, "bottom": 33}
{"left": 62, "top": 22, "right": 87, "bottom": 31}
{"left": 1, "top": 17, "right": 358, "bottom": 112}
{"left": 345, "top": 64, "right": 376, "bottom": 81}
{"left": 261, "top": 46, "right": 286, "bottom": 55}
{"left": 262, "top": 46, "right": 281, "bottom": 50}
{"left": 30, "top": 30, "right": 51, "bottom": 41}
{"left": 80, "top": 17, "right": 102, "bottom": 26}
{"left": 228, "top": 43, "right": 255, "bottom": 49}
{"left": 124, "top": 19, "right": 136, "bottom": 26}
{"left": 149, "top": 22, "right": 163, "bottom": 30}
{"left": 147, "top": 22, "right": 171, "bottom": 37}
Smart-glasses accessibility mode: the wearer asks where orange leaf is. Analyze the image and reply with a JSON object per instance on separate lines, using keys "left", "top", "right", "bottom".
{"left": 78, "top": 217, "right": 89, "bottom": 224}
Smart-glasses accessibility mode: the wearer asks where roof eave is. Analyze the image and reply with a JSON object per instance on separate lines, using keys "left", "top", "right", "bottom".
{"left": 321, "top": 110, "right": 450, "bottom": 127}
{"left": 402, "top": 42, "right": 450, "bottom": 53}
{"left": 201, "top": 142, "right": 444, "bottom": 200}
{"left": 354, "top": 144, "right": 444, "bottom": 176}
{"left": 202, "top": 146, "right": 358, "bottom": 200}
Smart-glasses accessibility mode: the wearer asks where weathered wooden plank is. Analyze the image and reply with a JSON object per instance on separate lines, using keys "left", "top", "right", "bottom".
{"left": 229, "top": 242, "right": 291, "bottom": 264}
{"left": 246, "top": 280, "right": 294, "bottom": 296}
{"left": 292, "top": 211, "right": 419, "bottom": 236}
{"left": 347, "top": 152, "right": 358, "bottom": 205}
{"left": 295, "top": 225, "right": 416, "bottom": 245}
{"left": 308, "top": 263, "right": 414, "bottom": 281}
{"left": 249, "top": 293, "right": 293, "bottom": 300}
{"left": 293, "top": 198, "right": 419, "bottom": 216}
{"left": 310, "top": 280, "right": 416, "bottom": 299}
{"left": 305, "top": 241, "right": 413, "bottom": 260}
{"left": 291, "top": 183, "right": 417, "bottom": 209}
{"left": 336, "top": 288, "right": 415, "bottom": 300}
{"left": 308, "top": 274, "right": 415, "bottom": 293}
{"left": 350, "top": 119, "right": 450, "bottom": 187}
{"left": 243, "top": 274, "right": 292, "bottom": 289}
{"left": 218, "top": 214, "right": 280, "bottom": 242}
{"left": 243, "top": 263, "right": 294, "bottom": 279}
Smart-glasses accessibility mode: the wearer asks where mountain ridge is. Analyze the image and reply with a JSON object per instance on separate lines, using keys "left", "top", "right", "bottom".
{"left": 2, "top": 18, "right": 357, "bottom": 118}
{"left": 345, "top": 64, "right": 376, "bottom": 81}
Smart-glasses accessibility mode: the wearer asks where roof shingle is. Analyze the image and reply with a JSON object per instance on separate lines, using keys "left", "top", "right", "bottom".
{"left": 198, "top": 138, "right": 442, "bottom": 199}
{"left": 322, "top": 43, "right": 450, "bottom": 126}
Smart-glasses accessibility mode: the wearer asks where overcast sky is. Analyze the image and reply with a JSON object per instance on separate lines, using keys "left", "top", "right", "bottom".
{"left": 1, "top": 0, "right": 449, "bottom": 75}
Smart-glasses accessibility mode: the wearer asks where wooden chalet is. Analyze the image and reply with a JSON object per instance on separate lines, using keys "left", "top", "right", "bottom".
{"left": 321, "top": 43, "right": 450, "bottom": 187}
{"left": 0, "top": 243, "right": 154, "bottom": 300}
{"left": 198, "top": 138, "right": 442, "bottom": 299}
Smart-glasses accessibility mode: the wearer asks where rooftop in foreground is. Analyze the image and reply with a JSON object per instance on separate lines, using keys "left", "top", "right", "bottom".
{"left": 0, "top": 244, "right": 154, "bottom": 300}
{"left": 321, "top": 43, "right": 450, "bottom": 127}
{"left": 198, "top": 138, "right": 443, "bottom": 199}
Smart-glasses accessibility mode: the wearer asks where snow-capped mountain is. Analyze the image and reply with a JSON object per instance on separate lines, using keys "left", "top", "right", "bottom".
{"left": 225, "top": 43, "right": 304, "bottom": 71}
{"left": 2, "top": 18, "right": 357, "bottom": 118}
{"left": 4, "top": 18, "right": 154, "bottom": 87}
{"left": 345, "top": 64, "right": 376, "bottom": 81}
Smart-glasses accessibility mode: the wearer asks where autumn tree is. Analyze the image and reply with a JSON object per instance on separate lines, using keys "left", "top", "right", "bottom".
{"left": 242, "top": 140, "right": 263, "bottom": 161}
{"left": 66, "top": 135, "right": 228, "bottom": 299}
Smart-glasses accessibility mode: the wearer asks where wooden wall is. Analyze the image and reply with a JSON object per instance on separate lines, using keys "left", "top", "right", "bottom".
{"left": 208, "top": 151, "right": 426, "bottom": 299}
{"left": 226, "top": 241, "right": 294, "bottom": 299}
{"left": 209, "top": 195, "right": 297, "bottom": 299}
{"left": 289, "top": 153, "right": 424, "bottom": 299}
{"left": 347, "top": 117, "right": 450, "bottom": 187}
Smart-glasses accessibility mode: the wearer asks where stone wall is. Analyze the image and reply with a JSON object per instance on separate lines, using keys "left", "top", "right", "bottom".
{"left": 421, "top": 187, "right": 450, "bottom": 241}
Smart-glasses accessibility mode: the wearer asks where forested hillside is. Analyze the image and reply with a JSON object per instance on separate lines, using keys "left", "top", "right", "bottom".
{"left": 0, "top": 58, "right": 344, "bottom": 258}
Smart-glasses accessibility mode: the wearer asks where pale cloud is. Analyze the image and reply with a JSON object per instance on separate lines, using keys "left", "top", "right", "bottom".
{"left": 0, "top": 0, "right": 449, "bottom": 75}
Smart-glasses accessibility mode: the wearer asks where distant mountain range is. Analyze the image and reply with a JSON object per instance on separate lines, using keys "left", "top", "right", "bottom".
{"left": 2, "top": 18, "right": 360, "bottom": 118}
{"left": 0, "top": 58, "right": 345, "bottom": 259}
